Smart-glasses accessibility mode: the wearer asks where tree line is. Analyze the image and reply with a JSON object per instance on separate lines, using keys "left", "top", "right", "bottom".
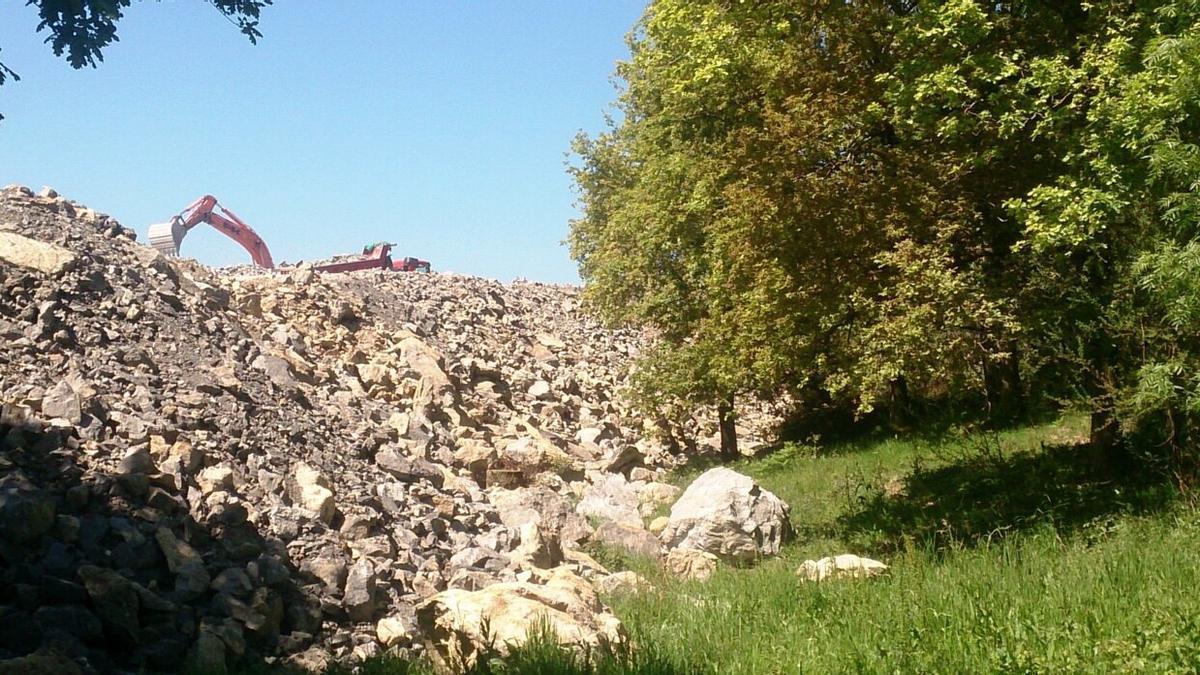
{"left": 569, "top": 0, "right": 1200, "bottom": 482}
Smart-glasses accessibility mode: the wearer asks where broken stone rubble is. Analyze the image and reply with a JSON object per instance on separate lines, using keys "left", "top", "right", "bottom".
{"left": 0, "top": 185, "right": 789, "bottom": 673}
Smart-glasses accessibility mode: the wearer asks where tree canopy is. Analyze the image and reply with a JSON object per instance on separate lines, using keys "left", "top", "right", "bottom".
{"left": 571, "top": 0, "right": 1200, "bottom": 479}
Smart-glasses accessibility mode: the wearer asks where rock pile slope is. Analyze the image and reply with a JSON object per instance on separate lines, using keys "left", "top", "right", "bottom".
{"left": 0, "top": 186, "right": 785, "bottom": 673}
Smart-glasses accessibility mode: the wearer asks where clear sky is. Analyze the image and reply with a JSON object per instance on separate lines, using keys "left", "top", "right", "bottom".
{"left": 0, "top": 1, "right": 645, "bottom": 282}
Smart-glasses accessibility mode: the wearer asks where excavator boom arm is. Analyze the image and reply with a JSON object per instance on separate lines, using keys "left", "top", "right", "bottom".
{"left": 148, "top": 195, "right": 275, "bottom": 268}
{"left": 202, "top": 207, "right": 274, "bottom": 268}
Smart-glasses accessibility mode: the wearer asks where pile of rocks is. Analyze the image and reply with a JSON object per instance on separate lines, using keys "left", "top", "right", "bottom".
{"left": 0, "top": 186, "right": 789, "bottom": 673}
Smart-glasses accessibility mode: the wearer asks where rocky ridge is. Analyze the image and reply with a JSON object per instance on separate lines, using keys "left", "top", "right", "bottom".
{"left": 0, "top": 186, "right": 786, "bottom": 673}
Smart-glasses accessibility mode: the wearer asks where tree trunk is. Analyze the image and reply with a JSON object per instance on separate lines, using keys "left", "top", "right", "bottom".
{"left": 718, "top": 395, "right": 739, "bottom": 462}
{"left": 983, "top": 350, "right": 1025, "bottom": 427}
{"left": 1088, "top": 408, "right": 1120, "bottom": 474}
{"left": 888, "top": 377, "right": 913, "bottom": 432}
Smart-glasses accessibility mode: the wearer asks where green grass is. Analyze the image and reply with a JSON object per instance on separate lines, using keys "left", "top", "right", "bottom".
{"left": 611, "top": 514, "right": 1200, "bottom": 673}
{"left": 309, "top": 415, "right": 1200, "bottom": 674}
{"left": 604, "top": 415, "right": 1199, "bottom": 673}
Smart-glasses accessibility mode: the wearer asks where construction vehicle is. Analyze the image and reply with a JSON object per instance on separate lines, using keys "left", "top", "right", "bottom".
{"left": 315, "top": 243, "right": 432, "bottom": 274}
{"left": 393, "top": 256, "right": 432, "bottom": 273}
{"left": 148, "top": 196, "right": 430, "bottom": 273}
{"left": 148, "top": 195, "right": 275, "bottom": 268}
{"left": 356, "top": 242, "right": 430, "bottom": 272}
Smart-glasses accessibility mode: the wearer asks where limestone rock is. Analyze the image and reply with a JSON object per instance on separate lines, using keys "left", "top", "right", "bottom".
{"left": 33, "top": 605, "right": 102, "bottom": 642}
{"left": 301, "top": 551, "right": 349, "bottom": 592}
{"left": 40, "top": 380, "right": 82, "bottom": 423}
{"left": 376, "top": 448, "right": 445, "bottom": 488}
{"left": 291, "top": 462, "right": 336, "bottom": 524}
{"left": 664, "top": 548, "right": 719, "bottom": 582}
{"left": 637, "top": 481, "right": 681, "bottom": 518}
{"left": 596, "top": 571, "right": 650, "bottom": 595}
{"left": 796, "top": 554, "right": 888, "bottom": 582}
{"left": 78, "top": 565, "right": 140, "bottom": 643}
{"left": 647, "top": 516, "right": 670, "bottom": 536}
{"left": 511, "top": 521, "right": 564, "bottom": 569}
{"left": 602, "top": 445, "right": 644, "bottom": 476}
{"left": 0, "top": 186, "right": 793, "bottom": 671}
{"left": 0, "top": 648, "right": 84, "bottom": 675}
{"left": 188, "top": 628, "right": 228, "bottom": 674}
{"left": 0, "top": 473, "right": 56, "bottom": 543}
{"left": 576, "top": 474, "right": 641, "bottom": 528}
{"left": 343, "top": 558, "right": 378, "bottom": 623}
{"left": 399, "top": 335, "right": 455, "bottom": 407}
{"left": 660, "top": 467, "right": 790, "bottom": 563}
{"left": 488, "top": 486, "right": 592, "bottom": 547}
{"left": 376, "top": 606, "right": 416, "bottom": 648}
{"left": 198, "top": 466, "right": 235, "bottom": 494}
{"left": 155, "top": 528, "right": 211, "bottom": 599}
{"left": 501, "top": 435, "right": 576, "bottom": 475}
{"left": 118, "top": 445, "right": 155, "bottom": 475}
{"left": 416, "top": 567, "right": 625, "bottom": 669}
{"left": 593, "top": 521, "right": 662, "bottom": 560}
{"left": 0, "top": 230, "right": 76, "bottom": 274}
{"left": 527, "top": 380, "right": 553, "bottom": 400}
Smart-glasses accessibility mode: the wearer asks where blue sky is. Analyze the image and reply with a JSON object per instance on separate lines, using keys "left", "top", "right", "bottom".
{"left": 0, "top": 1, "right": 645, "bottom": 282}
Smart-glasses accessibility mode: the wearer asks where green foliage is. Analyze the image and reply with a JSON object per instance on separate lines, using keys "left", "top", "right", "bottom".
{"left": 571, "top": 0, "right": 1200, "bottom": 475}
{"left": 1000, "top": 0, "right": 1200, "bottom": 478}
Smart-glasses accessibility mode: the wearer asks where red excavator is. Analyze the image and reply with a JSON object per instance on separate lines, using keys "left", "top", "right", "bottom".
{"left": 148, "top": 195, "right": 274, "bottom": 267}
{"left": 148, "top": 196, "right": 430, "bottom": 273}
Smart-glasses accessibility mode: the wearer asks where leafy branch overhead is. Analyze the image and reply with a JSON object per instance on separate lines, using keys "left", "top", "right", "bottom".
{"left": 0, "top": 0, "right": 271, "bottom": 94}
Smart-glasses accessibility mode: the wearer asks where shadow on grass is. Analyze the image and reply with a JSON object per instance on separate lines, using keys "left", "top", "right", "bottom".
{"left": 766, "top": 400, "right": 1068, "bottom": 461}
{"left": 837, "top": 441, "right": 1181, "bottom": 554}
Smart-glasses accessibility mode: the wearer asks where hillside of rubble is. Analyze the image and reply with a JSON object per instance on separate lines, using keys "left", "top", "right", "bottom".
{"left": 0, "top": 185, "right": 791, "bottom": 673}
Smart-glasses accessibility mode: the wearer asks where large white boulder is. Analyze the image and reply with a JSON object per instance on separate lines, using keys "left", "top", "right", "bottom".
{"left": 660, "top": 467, "right": 790, "bottom": 563}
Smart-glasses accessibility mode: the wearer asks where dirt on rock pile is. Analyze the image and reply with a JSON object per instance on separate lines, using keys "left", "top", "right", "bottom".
{"left": 0, "top": 186, "right": 780, "bottom": 673}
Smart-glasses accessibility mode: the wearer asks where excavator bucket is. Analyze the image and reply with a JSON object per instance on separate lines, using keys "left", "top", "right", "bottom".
{"left": 147, "top": 217, "right": 185, "bottom": 257}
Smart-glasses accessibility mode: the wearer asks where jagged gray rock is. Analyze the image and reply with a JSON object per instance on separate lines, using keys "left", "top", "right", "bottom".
{"left": 660, "top": 467, "right": 791, "bottom": 563}
{"left": 594, "top": 521, "right": 662, "bottom": 560}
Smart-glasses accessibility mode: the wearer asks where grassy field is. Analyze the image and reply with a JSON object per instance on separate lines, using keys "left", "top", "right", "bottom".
{"left": 323, "top": 415, "right": 1200, "bottom": 674}
{"left": 603, "top": 415, "right": 1200, "bottom": 673}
